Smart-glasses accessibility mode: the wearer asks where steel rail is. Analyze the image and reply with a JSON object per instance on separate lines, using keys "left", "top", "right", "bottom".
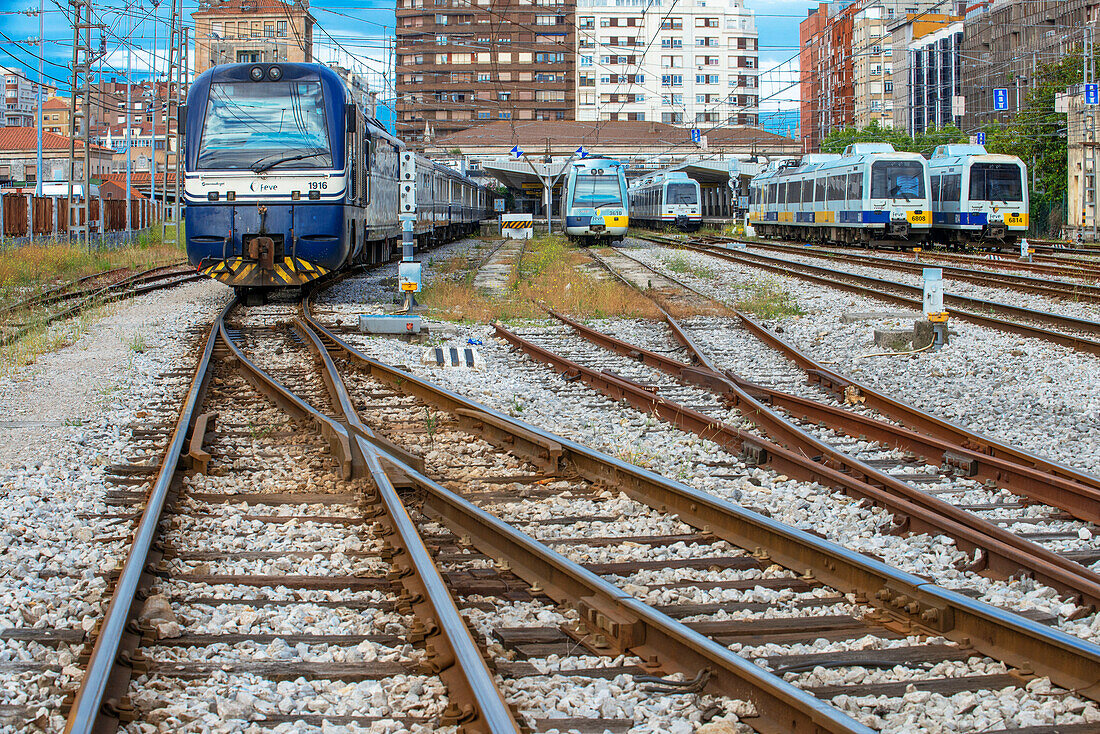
{"left": 0, "top": 261, "right": 187, "bottom": 318}
{"left": 65, "top": 298, "right": 230, "bottom": 733}
{"left": 298, "top": 306, "right": 1100, "bottom": 704}
{"left": 737, "top": 241, "right": 1100, "bottom": 302}
{"left": 545, "top": 297, "right": 1100, "bottom": 527}
{"left": 677, "top": 237, "right": 1100, "bottom": 349}
{"left": 609, "top": 245, "right": 1100, "bottom": 495}
{"left": 227, "top": 318, "right": 522, "bottom": 734}
{"left": 494, "top": 320, "right": 1100, "bottom": 608}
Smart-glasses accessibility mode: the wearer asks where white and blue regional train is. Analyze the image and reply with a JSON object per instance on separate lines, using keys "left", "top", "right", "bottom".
{"left": 628, "top": 171, "right": 701, "bottom": 231}
{"left": 183, "top": 63, "right": 488, "bottom": 293}
{"left": 928, "top": 145, "right": 1029, "bottom": 247}
{"left": 749, "top": 143, "right": 932, "bottom": 246}
{"left": 561, "top": 156, "right": 629, "bottom": 244}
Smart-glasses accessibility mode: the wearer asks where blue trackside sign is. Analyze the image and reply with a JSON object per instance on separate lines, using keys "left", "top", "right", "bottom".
{"left": 993, "top": 88, "right": 1008, "bottom": 110}
{"left": 1087, "top": 83, "right": 1099, "bottom": 106}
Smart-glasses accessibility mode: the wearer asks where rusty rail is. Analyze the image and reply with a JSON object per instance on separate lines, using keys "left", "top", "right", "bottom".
{"left": 612, "top": 244, "right": 1100, "bottom": 496}
{"left": 298, "top": 302, "right": 1100, "bottom": 706}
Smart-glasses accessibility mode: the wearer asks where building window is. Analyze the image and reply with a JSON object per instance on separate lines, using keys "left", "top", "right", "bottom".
{"left": 435, "top": 14, "right": 448, "bottom": 24}
{"left": 581, "top": 55, "right": 592, "bottom": 67}
{"left": 478, "top": 111, "right": 490, "bottom": 119}
{"left": 884, "top": 81, "right": 893, "bottom": 92}
{"left": 500, "top": 111, "right": 511, "bottom": 118}
{"left": 661, "top": 18, "right": 682, "bottom": 30}
{"left": 662, "top": 74, "right": 683, "bottom": 87}
{"left": 580, "top": 16, "right": 594, "bottom": 28}
{"left": 264, "top": 22, "right": 274, "bottom": 38}
{"left": 277, "top": 20, "right": 287, "bottom": 37}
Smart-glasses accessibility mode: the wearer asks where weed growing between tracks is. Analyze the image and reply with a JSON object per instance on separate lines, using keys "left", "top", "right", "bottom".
{"left": 422, "top": 235, "right": 660, "bottom": 322}
{"left": 664, "top": 254, "right": 716, "bottom": 279}
{"left": 735, "top": 277, "right": 806, "bottom": 319}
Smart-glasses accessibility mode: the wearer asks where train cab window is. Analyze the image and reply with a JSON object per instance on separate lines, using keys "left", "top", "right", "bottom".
{"left": 846, "top": 173, "right": 863, "bottom": 201}
{"left": 870, "top": 161, "right": 925, "bottom": 199}
{"left": 667, "top": 182, "right": 697, "bottom": 204}
{"left": 968, "top": 163, "right": 1023, "bottom": 202}
{"left": 815, "top": 178, "right": 825, "bottom": 203}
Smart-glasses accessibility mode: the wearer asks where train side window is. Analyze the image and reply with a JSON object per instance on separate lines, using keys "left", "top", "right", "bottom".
{"left": 778, "top": 182, "right": 787, "bottom": 206}
{"left": 815, "top": 178, "right": 825, "bottom": 203}
{"left": 802, "top": 179, "right": 813, "bottom": 204}
{"left": 942, "top": 174, "right": 960, "bottom": 202}
{"left": 827, "top": 175, "right": 843, "bottom": 202}
{"left": 789, "top": 180, "right": 799, "bottom": 205}
{"left": 847, "top": 173, "right": 863, "bottom": 201}
{"left": 931, "top": 175, "right": 940, "bottom": 204}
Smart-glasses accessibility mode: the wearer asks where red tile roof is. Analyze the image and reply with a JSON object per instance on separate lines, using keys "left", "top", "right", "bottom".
{"left": 43, "top": 96, "right": 69, "bottom": 110}
{"left": 0, "top": 127, "right": 113, "bottom": 154}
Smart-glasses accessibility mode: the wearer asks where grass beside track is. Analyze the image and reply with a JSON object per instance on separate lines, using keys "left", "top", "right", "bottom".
{"left": 422, "top": 235, "right": 661, "bottom": 322}
{"left": 0, "top": 228, "right": 184, "bottom": 377}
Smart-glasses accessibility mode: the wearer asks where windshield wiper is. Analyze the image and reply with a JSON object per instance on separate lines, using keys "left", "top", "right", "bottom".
{"left": 251, "top": 151, "right": 328, "bottom": 173}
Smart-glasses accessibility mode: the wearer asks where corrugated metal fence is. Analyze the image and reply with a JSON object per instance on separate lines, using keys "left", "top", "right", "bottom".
{"left": 0, "top": 194, "right": 163, "bottom": 241}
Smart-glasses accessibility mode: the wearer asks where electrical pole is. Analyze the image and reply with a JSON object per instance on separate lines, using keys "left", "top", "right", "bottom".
{"left": 67, "top": 1, "right": 80, "bottom": 244}
{"left": 151, "top": 0, "right": 157, "bottom": 222}
{"left": 1085, "top": 23, "right": 1096, "bottom": 241}
{"left": 162, "top": 0, "right": 181, "bottom": 245}
{"left": 125, "top": 5, "right": 132, "bottom": 240}
{"left": 35, "top": 0, "right": 43, "bottom": 197}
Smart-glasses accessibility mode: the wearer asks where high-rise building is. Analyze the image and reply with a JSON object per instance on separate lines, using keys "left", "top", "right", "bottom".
{"left": 799, "top": 0, "right": 939, "bottom": 152}
{"left": 960, "top": 0, "right": 1091, "bottom": 131}
{"left": 889, "top": 15, "right": 962, "bottom": 136}
{"left": 574, "top": 0, "right": 758, "bottom": 128}
{"left": 395, "top": 0, "right": 576, "bottom": 146}
{"left": 192, "top": 0, "right": 314, "bottom": 76}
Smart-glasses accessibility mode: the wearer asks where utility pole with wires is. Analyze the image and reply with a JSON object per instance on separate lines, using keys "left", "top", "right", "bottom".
{"left": 160, "top": 0, "right": 182, "bottom": 245}
{"left": 1086, "top": 22, "right": 1097, "bottom": 242}
{"left": 35, "top": 0, "right": 43, "bottom": 197}
{"left": 66, "top": 0, "right": 103, "bottom": 246}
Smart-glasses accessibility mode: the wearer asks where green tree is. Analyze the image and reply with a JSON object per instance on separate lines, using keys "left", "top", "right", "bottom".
{"left": 820, "top": 122, "right": 968, "bottom": 156}
{"left": 981, "top": 49, "right": 1085, "bottom": 234}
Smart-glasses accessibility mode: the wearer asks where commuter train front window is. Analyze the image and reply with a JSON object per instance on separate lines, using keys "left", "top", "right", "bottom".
{"left": 572, "top": 175, "right": 624, "bottom": 208}
{"left": 968, "top": 163, "right": 1024, "bottom": 202}
{"left": 666, "top": 182, "right": 697, "bottom": 205}
{"left": 196, "top": 80, "right": 332, "bottom": 171}
{"left": 870, "top": 161, "right": 925, "bottom": 199}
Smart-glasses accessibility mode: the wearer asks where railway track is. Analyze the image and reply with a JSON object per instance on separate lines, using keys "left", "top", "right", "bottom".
{"left": 720, "top": 241, "right": 1100, "bottom": 300}
{"left": 635, "top": 233, "right": 1100, "bottom": 358}
{"left": 31, "top": 243, "right": 1100, "bottom": 732}
{"left": 0, "top": 262, "right": 203, "bottom": 347}
{"left": 297, "top": 284, "right": 1100, "bottom": 732}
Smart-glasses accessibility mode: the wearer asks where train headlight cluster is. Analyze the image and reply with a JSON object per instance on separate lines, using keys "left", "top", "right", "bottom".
{"left": 268, "top": 66, "right": 282, "bottom": 81}
{"left": 249, "top": 66, "right": 264, "bottom": 82}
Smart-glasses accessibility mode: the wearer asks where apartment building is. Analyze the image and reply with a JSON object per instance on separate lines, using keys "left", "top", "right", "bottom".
{"left": 192, "top": 0, "right": 313, "bottom": 75}
{"left": 851, "top": 5, "right": 893, "bottom": 129}
{"left": 800, "top": 0, "right": 940, "bottom": 152}
{"left": 0, "top": 68, "right": 53, "bottom": 128}
{"left": 574, "top": 0, "right": 758, "bottom": 127}
{"left": 395, "top": 0, "right": 575, "bottom": 146}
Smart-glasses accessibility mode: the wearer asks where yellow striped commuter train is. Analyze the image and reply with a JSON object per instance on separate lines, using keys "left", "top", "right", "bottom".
{"left": 749, "top": 143, "right": 932, "bottom": 247}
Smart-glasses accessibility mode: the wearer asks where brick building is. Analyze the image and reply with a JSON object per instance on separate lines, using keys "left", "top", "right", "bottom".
{"left": 0, "top": 127, "right": 113, "bottom": 185}
{"left": 192, "top": 0, "right": 314, "bottom": 75}
{"left": 395, "top": 0, "right": 576, "bottom": 146}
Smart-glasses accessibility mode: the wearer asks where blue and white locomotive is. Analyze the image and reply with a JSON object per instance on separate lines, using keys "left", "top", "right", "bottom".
{"left": 628, "top": 171, "right": 701, "bottom": 231}
{"left": 182, "top": 62, "right": 487, "bottom": 293}
{"left": 561, "top": 156, "right": 629, "bottom": 245}
{"left": 928, "top": 144, "right": 1029, "bottom": 248}
{"left": 749, "top": 143, "right": 932, "bottom": 246}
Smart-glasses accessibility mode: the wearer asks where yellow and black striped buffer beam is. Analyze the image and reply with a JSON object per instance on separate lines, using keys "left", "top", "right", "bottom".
{"left": 501, "top": 219, "right": 533, "bottom": 229}
{"left": 200, "top": 257, "right": 330, "bottom": 287}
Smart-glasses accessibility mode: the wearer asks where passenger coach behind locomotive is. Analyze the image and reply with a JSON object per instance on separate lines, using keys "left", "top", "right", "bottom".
{"left": 928, "top": 144, "right": 1029, "bottom": 248}
{"left": 183, "top": 62, "right": 487, "bottom": 295}
{"left": 749, "top": 143, "right": 931, "bottom": 247}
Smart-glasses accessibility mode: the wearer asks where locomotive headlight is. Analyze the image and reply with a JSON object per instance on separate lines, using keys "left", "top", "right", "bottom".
{"left": 249, "top": 66, "right": 264, "bottom": 81}
{"left": 268, "top": 66, "right": 282, "bottom": 81}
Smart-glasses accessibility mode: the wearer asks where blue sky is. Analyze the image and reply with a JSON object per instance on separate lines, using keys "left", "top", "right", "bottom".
{"left": 0, "top": 0, "right": 815, "bottom": 111}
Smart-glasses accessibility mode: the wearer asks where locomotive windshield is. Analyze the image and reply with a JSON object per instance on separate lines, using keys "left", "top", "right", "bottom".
{"left": 197, "top": 81, "right": 332, "bottom": 171}
{"left": 573, "top": 174, "right": 624, "bottom": 208}
{"left": 969, "top": 163, "right": 1024, "bottom": 202}
{"left": 870, "top": 161, "right": 925, "bottom": 199}
{"left": 666, "top": 182, "right": 697, "bottom": 205}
